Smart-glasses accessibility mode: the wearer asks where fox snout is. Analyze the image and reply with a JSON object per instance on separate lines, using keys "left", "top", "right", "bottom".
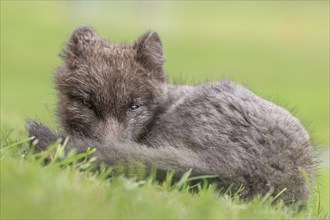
{"left": 102, "top": 118, "right": 130, "bottom": 143}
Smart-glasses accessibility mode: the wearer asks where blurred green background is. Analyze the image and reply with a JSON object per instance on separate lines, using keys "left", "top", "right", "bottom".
{"left": 1, "top": 1, "right": 329, "bottom": 217}
{"left": 1, "top": 1, "right": 329, "bottom": 148}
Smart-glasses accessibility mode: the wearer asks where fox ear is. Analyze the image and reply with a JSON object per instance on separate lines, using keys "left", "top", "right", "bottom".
{"left": 135, "top": 32, "right": 164, "bottom": 71}
{"left": 62, "top": 25, "right": 99, "bottom": 69}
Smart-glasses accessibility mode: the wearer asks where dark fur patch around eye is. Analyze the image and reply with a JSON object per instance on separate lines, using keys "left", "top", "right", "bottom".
{"left": 68, "top": 93, "right": 95, "bottom": 112}
{"left": 82, "top": 100, "right": 93, "bottom": 109}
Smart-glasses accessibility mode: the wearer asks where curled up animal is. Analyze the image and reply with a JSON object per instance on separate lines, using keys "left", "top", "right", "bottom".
{"left": 27, "top": 26, "right": 315, "bottom": 205}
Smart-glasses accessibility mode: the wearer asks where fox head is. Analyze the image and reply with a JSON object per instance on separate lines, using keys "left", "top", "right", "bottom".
{"left": 56, "top": 26, "right": 167, "bottom": 142}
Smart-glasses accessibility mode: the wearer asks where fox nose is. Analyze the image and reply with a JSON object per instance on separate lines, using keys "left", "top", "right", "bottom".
{"left": 104, "top": 118, "right": 127, "bottom": 142}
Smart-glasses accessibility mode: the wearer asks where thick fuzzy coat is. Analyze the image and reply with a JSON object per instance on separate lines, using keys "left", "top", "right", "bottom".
{"left": 28, "top": 26, "right": 314, "bottom": 204}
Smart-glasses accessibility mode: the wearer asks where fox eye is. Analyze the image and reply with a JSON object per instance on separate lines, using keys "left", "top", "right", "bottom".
{"left": 129, "top": 105, "right": 140, "bottom": 111}
{"left": 82, "top": 100, "right": 93, "bottom": 109}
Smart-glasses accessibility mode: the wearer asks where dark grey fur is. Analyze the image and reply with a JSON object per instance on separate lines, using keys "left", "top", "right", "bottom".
{"left": 28, "top": 26, "right": 314, "bottom": 204}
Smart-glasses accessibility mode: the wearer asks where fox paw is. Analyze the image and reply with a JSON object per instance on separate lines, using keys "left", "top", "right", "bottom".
{"left": 26, "top": 119, "right": 60, "bottom": 151}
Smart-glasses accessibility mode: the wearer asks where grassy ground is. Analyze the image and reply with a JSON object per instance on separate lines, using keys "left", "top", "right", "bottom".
{"left": 1, "top": 1, "right": 329, "bottom": 219}
{"left": 0, "top": 136, "right": 329, "bottom": 219}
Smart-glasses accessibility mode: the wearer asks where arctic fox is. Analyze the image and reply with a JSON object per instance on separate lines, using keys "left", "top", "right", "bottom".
{"left": 28, "top": 26, "right": 314, "bottom": 204}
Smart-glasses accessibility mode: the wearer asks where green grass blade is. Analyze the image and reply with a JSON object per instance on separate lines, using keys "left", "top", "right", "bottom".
{"left": 1, "top": 137, "right": 34, "bottom": 151}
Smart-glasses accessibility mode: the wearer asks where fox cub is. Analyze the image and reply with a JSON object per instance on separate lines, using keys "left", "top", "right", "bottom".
{"left": 28, "top": 26, "right": 314, "bottom": 204}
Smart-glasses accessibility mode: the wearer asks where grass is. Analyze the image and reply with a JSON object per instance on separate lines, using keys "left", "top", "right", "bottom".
{"left": 1, "top": 134, "right": 329, "bottom": 219}
{"left": 1, "top": 1, "right": 329, "bottom": 219}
